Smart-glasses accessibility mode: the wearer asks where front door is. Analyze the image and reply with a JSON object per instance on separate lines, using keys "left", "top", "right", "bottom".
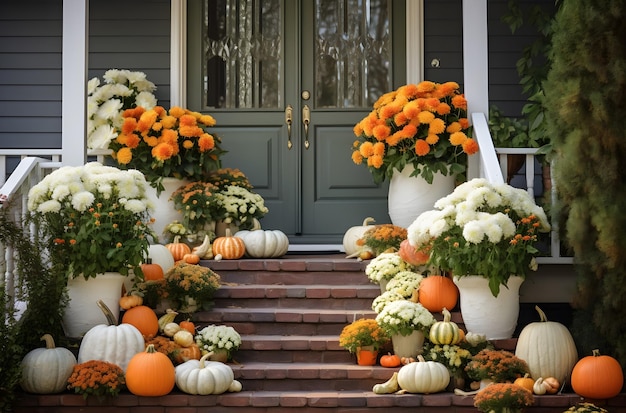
{"left": 187, "top": 0, "right": 406, "bottom": 245}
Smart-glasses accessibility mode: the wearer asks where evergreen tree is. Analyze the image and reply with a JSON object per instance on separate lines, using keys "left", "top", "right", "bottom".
{"left": 544, "top": 0, "right": 626, "bottom": 366}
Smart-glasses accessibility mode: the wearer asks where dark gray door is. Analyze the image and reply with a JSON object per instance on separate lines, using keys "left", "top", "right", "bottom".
{"left": 188, "top": 0, "right": 405, "bottom": 244}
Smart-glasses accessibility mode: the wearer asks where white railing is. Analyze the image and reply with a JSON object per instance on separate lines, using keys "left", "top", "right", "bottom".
{"left": 471, "top": 112, "right": 572, "bottom": 264}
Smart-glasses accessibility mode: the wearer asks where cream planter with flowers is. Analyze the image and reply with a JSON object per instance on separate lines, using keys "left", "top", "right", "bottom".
{"left": 145, "top": 177, "right": 190, "bottom": 241}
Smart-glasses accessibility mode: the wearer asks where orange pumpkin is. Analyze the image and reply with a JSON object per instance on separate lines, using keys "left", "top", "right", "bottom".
{"left": 119, "top": 293, "right": 143, "bottom": 310}
{"left": 380, "top": 353, "right": 402, "bottom": 368}
{"left": 398, "top": 239, "right": 430, "bottom": 266}
{"left": 126, "top": 344, "right": 176, "bottom": 396}
{"left": 172, "top": 343, "right": 202, "bottom": 364}
{"left": 418, "top": 275, "right": 459, "bottom": 313}
{"left": 122, "top": 306, "right": 159, "bottom": 339}
{"left": 514, "top": 373, "right": 535, "bottom": 393}
{"left": 166, "top": 236, "right": 192, "bottom": 261}
{"left": 182, "top": 253, "right": 201, "bottom": 265}
{"left": 179, "top": 320, "right": 196, "bottom": 334}
{"left": 571, "top": 349, "right": 624, "bottom": 399}
{"left": 141, "top": 258, "right": 164, "bottom": 281}
{"left": 212, "top": 229, "right": 246, "bottom": 259}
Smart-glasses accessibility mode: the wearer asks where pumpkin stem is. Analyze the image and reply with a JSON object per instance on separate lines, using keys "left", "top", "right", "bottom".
{"left": 40, "top": 333, "right": 55, "bottom": 349}
{"left": 97, "top": 299, "right": 118, "bottom": 326}
{"left": 417, "top": 355, "right": 426, "bottom": 363}
{"left": 442, "top": 307, "right": 451, "bottom": 322}
{"left": 534, "top": 305, "right": 548, "bottom": 322}
{"left": 592, "top": 349, "right": 601, "bottom": 357}
{"left": 199, "top": 352, "right": 212, "bottom": 367}
{"left": 362, "top": 217, "right": 376, "bottom": 226}
{"left": 145, "top": 343, "right": 157, "bottom": 353}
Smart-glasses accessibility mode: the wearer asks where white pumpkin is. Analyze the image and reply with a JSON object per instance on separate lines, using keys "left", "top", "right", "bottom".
{"left": 515, "top": 305, "right": 578, "bottom": 384}
{"left": 146, "top": 243, "right": 175, "bottom": 273}
{"left": 77, "top": 300, "right": 145, "bottom": 371}
{"left": 235, "top": 228, "right": 289, "bottom": 258}
{"left": 342, "top": 217, "right": 375, "bottom": 255}
{"left": 20, "top": 334, "right": 77, "bottom": 394}
{"left": 175, "top": 353, "right": 241, "bottom": 395}
{"left": 397, "top": 356, "right": 450, "bottom": 393}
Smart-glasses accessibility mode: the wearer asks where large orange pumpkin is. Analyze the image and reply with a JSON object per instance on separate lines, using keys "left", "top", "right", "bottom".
{"left": 126, "top": 344, "right": 176, "bottom": 396}
{"left": 398, "top": 239, "right": 430, "bottom": 266}
{"left": 571, "top": 349, "right": 624, "bottom": 399}
{"left": 418, "top": 275, "right": 458, "bottom": 313}
{"left": 122, "top": 306, "right": 159, "bottom": 339}
{"left": 212, "top": 229, "right": 246, "bottom": 259}
{"left": 141, "top": 258, "right": 164, "bottom": 281}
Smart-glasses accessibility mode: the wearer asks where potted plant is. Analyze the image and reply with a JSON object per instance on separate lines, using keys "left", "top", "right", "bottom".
{"left": 356, "top": 224, "right": 407, "bottom": 257}
{"left": 375, "top": 299, "right": 435, "bottom": 359}
{"left": 66, "top": 360, "right": 126, "bottom": 400}
{"left": 27, "top": 162, "right": 156, "bottom": 337}
{"left": 213, "top": 184, "right": 269, "bottom": 234}
{"left": 351, "top": 81, "right": 480, "bottom": 227}
{"left": 162, "top": 262, "right": 221, "bottom": 314}
{"left": 169, "top": 181, "right": 221, "bottom": 243}
{"left": 195, "top": 324, "right": 242, "bottom": 362}
{"left": 473, "top": 382, "right": 534, "bottom": 413}
{"left": 365, "top": 252, "right": 417, "bottom": 292}
{"left": 423, "top": 343, "right": 473, "bottom": 389}
{"left": 465, "top": 349, "right": 530, "bottom": 384}
{"left": 338, "top": 318, "right": 390, "bottom": 365}
{"left": 406, "top": 178, "right": 551, "bottom": 339}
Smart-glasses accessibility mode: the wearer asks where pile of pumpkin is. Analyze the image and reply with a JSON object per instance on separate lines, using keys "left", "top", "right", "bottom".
{"left": 163, "top": 225, "right": 290, "bottom": 263}
{"left": 371, "top": 304, "right": 625, "bottom": 400}
{"left": 19, "top": 298, "right": 242, "bottom": 397}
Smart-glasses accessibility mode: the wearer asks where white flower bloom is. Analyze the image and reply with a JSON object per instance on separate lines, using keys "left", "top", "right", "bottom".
{"left": 135, "top": 91, "right": 157, "bottom": 109}
{"left": 37, "top": 200, "right": 62, "bottom": 214}
{"left": 124, "top": 199, "right": 147, "bottom": 213}
{"left": 71, "top": 191, "right": 96, "bottom": 212}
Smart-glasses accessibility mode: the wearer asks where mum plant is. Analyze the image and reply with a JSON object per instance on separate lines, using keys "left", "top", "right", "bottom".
{"left": 108, "top": 105, "right": 225, "bottom": 193}
{"left": 358, "top": 224, "right": 407, "bottom": 256}
{"left": 423, "top": 343, "right": 472, "bottom": 377}
{"left": 365, "top": 252, "right": 417, "bottom": 285}
{"left": 474, "top": 382, "right": 534, "bottom": 413}
{"left": 407, "top": 178, "right": 550, "bottom": 296}
{"left": 339, "top": 318, "right": 390, "bottom": 353}
{"left": 351, "top": 81, "right": 479, "bottom": 184}
{"left": 195, "top": 324, "right": 242, "bottom": 360}
{"left": 66, "top": 360, "right": 126, "bottom": 400}
{"left": 170, "top": 181, "right": 221, "bottom": 238}
{"left": 465, "top": 349, "right": 530, "bottom": 383}
{"left": 214, "top": 185, "right": 269, "bottom": 230}
{"left": 87, "top": 69, "right": 157, "bottom": 150}
{"left": 375, "top": 299, "right": 435, "bottom": 337}
{"left": 163, "top": 262, "right": 221, "bottom": 313}
{"left": 564, "top": 403, "right": 609, "bottom": 413}
{"left": 27, "top": 162, "right": 155, "bottom": 280}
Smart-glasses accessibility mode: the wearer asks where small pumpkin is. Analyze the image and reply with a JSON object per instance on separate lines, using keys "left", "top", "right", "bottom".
{"left": 173, "top": 343, "right": 202, "bottom": 364}
{"left": 173, "top": 329, "right": 195, "bottom": 347}
{"left": 119, "top": 293, "right": 143, "bottom": 310}
{"left": 571, "top": 349, "right": 624, "bottom": 399}
{"left": 20, "top": 334, "right": 77, "bottom": 394}
{"left": 514, "top": 373, "right": 535, "bottom": 393}
{"left": 175, "top": 352, "right": 241, "bottom": 395}
{"left": 166, "top": 235, "right": 192, "bottom": 261}
{"left": 212, "top": 229, "right": 246, "bottom": 259}
{"left": 342, "top": 217, "right": 376, "bottom": 256}
{"left": 514, "top": 305, "right": 578, "bottom": 384}
{"left": 158, "top": 309, "right": 179, "bottom": 333}
{"left": 141, "top": 257, "right": 164, "bottom": 281}
{"left": 183, "top": 253, "right": 201, "bottom": 264}
{"left": 122, "top": 305, "right": 160, "bottom": 339}
{"left": 418, "top": 275, "right": 458, "bottom": 313}
{"left": 429, "top": 307, "right": 460, "bottom": 345}
{"left": 398, "top": 239, "right": 430, "bottom": 266}
{"left": 163, "top": 322, "right": 182, "bottom": 338}
{"left": 147, "top": 243, "right": 176, "bottom": 273}
{"left": 380, "top": 353, "right": 402, "bottom": 368}
{"left": 234, "top": 228, "right": 290, "bottom": 258}
{"left": 126, "top": 344, "right": 176, "bottom": 396}
{"left": 179, "top": 319, "right": 196, "bottom": 334}
{"left": 78, "top": 300, "right": 145, "bottom": 371}
{"left": 397, "top": 356, "right": 450, "bottom": 393}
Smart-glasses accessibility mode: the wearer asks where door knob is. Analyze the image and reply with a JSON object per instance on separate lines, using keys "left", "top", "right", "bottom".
{"left": 302, "top": 105, "right": 310, "bottom": 149}
{"left": 285, "top": 105, "right": 293, "bottom": 150}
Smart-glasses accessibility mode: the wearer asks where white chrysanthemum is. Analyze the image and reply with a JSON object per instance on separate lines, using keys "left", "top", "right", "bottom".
{"left": 124, "top": 70, "right": 146, "bottom": 84}
{"left": 483, "top": 216, "right": 504, "bottom": 243}
{"left": 97, "top": 98, "right": 123, "bottom": 121}
{"left": 135, "top": 91, "right": 157, "bottom": 109}
{"left": 386, "top": 270, "right": 423, "bottom": 298}
{"left": 365, "top": 252, "right": 412, "bottom": 283}
{"left": 372, "top": 291, "right": 404, "bottom": 313}
{"left": 71, "top": 191, "right": 95, "bottom": 212}
{"left": 88, "top": 124, "right": 118, "bottom": 150}
{"left": 133, "top": 79, "right": 157, "bottom": 92}
{"left": 87, "top": 77, "right": 100, "bottom": 94}
{"left": 495, "top": 212, "right": 516, "bottom": 238}
{"left": 123, "top": 199, "right": 147, "bottom": 214}
{"left": 50, "top": 184, "right": 71, "bottom": 202}
{"left": 103, "top": 68, "right": 123, "bottom": 83}
{"left": 36, "top": 200, "right": 62, "bottom": 214}
{"left": 195, "top": 324, "right": 242, "bottom": 353}
{"left": 462, "top": 220, "right": 485, "bottom": 244}
{"left": 375, "top": 300, "right": 435, "bottom": 333}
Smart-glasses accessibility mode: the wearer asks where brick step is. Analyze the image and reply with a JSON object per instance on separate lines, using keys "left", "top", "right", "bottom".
{"left": 235, "top": 334, "right": 352, "bottom": 364}
{"left": 15, "top": 390, "right": 617, "bottom": 413}
{"left": 213, "top": 284, "right": 379, "bottom": 310}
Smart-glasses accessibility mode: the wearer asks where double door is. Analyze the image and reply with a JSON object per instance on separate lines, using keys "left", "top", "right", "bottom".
{"left": 188, "top": 0, "right": 406, "bottom": 244}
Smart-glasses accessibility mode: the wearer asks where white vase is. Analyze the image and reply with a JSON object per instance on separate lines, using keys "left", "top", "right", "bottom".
{"left": 387, "top": 165, "right": 455, "bottom": 228}
{"left": 62, "top": 272, "right": 127, "bottom": 338}
{"left": 453, "top": 275, "right": 524, "bottom": 340}
{"left": 145, "top": 177, "right": 190, "bottom": 243}
{"left": 391, "top": 330, "right": 425, "bottom": 359}
{"left": 215, "top": 220, "right": 240, "bottom": 238}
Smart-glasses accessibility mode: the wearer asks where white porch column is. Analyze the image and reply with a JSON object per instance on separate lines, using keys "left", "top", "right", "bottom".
{"left": 462, "top": 0, "right": 489, "bottom": 179}
{"left": 62, "top": 0, "right": 89, "bottom": 166}
{"left": 170, "top": 0, "right": 187, "bottom": 107}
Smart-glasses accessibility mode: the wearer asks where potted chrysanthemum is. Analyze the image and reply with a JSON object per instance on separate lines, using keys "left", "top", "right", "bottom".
{"left": 406, "top": 178, "right": 551, "bottom": 339}
{"left": 365, "top": 252, "right": 417, "bottom": 293}
{"left": 474, "top": 382, "right": 534, "bottom": 413}
{"left": 195, "top": 324, "right": 242, "bottom": 362}
{"left": 27, "top": 162, "right": 155, "bottom": 336}
{"left": 375, "top": 299, "right": 435, "bottom": 359}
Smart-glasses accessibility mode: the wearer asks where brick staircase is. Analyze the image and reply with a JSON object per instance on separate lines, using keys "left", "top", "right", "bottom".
{"left": 12, "top": 254, "right": 626, "bottom": 412}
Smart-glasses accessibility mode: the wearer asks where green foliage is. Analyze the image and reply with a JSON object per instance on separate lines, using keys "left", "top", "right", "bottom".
{"left": 544, "top": 0, "right": 626, "bottom": 367}
{"left": 0, "top": 199, "right": 67, "bottom": 412}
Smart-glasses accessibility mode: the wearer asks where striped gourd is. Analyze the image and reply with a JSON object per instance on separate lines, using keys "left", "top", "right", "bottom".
{"left": 212, "top": 229, "right": 246, "bottom": 259}
{"left": 428, "top": 308, "right": 460, "bottom": 345}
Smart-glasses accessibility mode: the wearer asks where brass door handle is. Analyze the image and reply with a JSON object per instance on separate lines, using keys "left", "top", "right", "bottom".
{"left": 285, "top": 105, "right": 293, "bottom": 150}
{"left": 302, "top": 104, "right": 310, "bottom": 149}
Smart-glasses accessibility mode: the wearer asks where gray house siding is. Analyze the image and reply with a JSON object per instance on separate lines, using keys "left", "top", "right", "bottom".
{"left": 1, "top": 0, "right": 549, "bottom": 179}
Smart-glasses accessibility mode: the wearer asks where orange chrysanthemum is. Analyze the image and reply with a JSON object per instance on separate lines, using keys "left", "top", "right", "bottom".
{"left": 116, "top": 147, "right": 133, "bottom": 164}
{"left": 416, "top": 81, "right": 436, "bottom": 94}
{"left": 418, "top": 111, "right": 435, "bottom": 124}
{"left": 352, "top": 150, "right": 363, "bottom": 164}
{"left": 182, "top": 139, "right": 194, "bottom": 150}
{"left": 199, "top": 114, "right": 217, "bottom": 127}
{"left": 372, "top": 142, "right": 386, "bottom": 156}
{"left": 425, "top": 134, "right": 439, "bottom": 145}
{"left": 169, "top": 106, "right": 186, "bottom": 118}
{"left": 152, "top": 142, "right": 175, "bottom": 161}
{"left": 446, "top": 121, "right": 463, "bottom": 133}
{"left": 121, "top": 117, "right": 137, "bottom": 134}
{"left": 368, "top": 154, "right": 384, "bottom": 168}
{"left": 372, "top": 124, "right": 391, "bottom": 141}
{"left": 198, "top": 134, "right": 215, "bottom": 152}
{"left": 161, "top": 115, "right": 177, "bottom": 129}
{"left": 402, "top": 100, "right": 421, "bottom": 120}
{"left": 428, "top": 118, "right": 446, "bottom": 135}
{"left": 179, "top": 114, "right": 197, "bottom": 127}
{"left": 451, "top": 94, "right": 467, "bottom": 110}
{"left": 137, "top": 110, "right": 158, "bottom": 133}
{"left": 124, "top": 133, "right": 141, "bottom": 149}
{"left": 359, "top": 141, "right": 375, "bottom": 157}
{"left": 462, "top": 138, "right": 479, "bottom": 155}
{"left": 414, "top": 139, "right": 430, "bottom": 156}
{"left": 449, "top": 131, "right": 467, "bottom": 146}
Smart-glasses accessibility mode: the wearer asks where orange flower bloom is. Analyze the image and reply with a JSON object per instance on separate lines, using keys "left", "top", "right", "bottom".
{"left": 415, "top": 139, "right": 430, "bottom": 156}
{"left": 425, "top": 134, "right": 439, "bottom": 145}
{"left": 368, "top": 154, "right": 384, "bottom": 168}
{"left": 428, "top": 118, "right": 446, "bottom": 135}
{"left": 449, "top": 131, "right": 467, "bottom": 146}
{"left": 152, "top": 142, "right": 175, "bottom": 161}
{"left": 121, "top": 117, "right": 137, "bottom": 134}
{"left": 182, "top": 140, "right": 194, "bottom": 150}
{"left": 462, "top": 138, "right": 479, "bottom": 155}
{"left": 372, "top": 142, "right": 386, "bottom": 156}
{"left": 359, "top": 141, "right": 375, "bottom": 157}
{"left": 373, "top": 124, "right": 391, "bottom": 141}
{"left": 418, "top": 111, "right": 435, "bottom": 124}
{"left": 116, "top": 147, "right": 133, "bottom": 164}
{"left": 198, "top": 134, "right": 215, "bottom": 152}
{"left": 351, "top": 150, "right": 363, "bottom": 164}
{"left": 179, "top": 114, "right": 197, "bottom": 127}
{"left": 169, "top": 106, "right": 186, "bottom": 118}
{"left": 137, "top": 109, "right": 158, "bottom": 133}
{"left": 124, "top": 133, "right": 140, "bottom": 149}
{"left": 451, "top": 94, "right": 467, "bottom": 110}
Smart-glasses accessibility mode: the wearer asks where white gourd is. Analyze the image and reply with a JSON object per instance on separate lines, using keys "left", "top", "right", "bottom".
{"left": 234, "top": 229, "right": 289, "bottom": 258}
{"left": 175, "top": 353, "right": 239, "bottom": 395}
{"left": 514, "top": 305, "right": 578, "bottom": 384}
{"left": 342, "top": 217, "right": 376, "bottom": 255}
{"left": 20, "top": 334, "right": 77, "bottom": 394}
{"left": 147, "top": 244, "right": 176, "bottom": 273}
{"left": 397, "top": 356, "right": 450, "bottom": 394}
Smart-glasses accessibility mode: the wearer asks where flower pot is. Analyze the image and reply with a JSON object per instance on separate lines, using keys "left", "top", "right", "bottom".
{"left": 215, "top": 220, "right": 240, "bottom": 238}
{"left": 208, "top": 349, "right": 229, "bottom": 363}
{"left": 62, "top": 272, "right": 127, "bottom": 338}
{"left": 356, "top": 346, "right": 378, "bottom": 366}
{"left": 391, "top": 330, "right": 424, "bottom": 359}
{"left": 453, "top": 275, "right": 524, "bottom": 340}
{"left": 145, "top": 177, "right": 190, "bottom": 242}
{"left": 388, "top": 165, "right": 455, "bottom": 228}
